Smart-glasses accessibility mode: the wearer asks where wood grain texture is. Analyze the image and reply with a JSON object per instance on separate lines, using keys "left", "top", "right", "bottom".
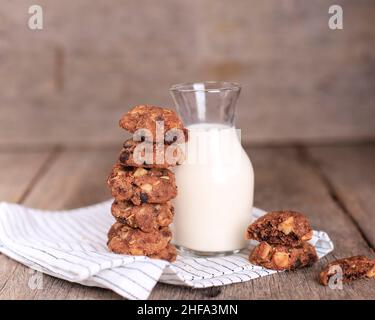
{"left": 0, "top": 150, "right": 54, "bottom": 298}
{"left": 149, "top": 146, "right": 375, "bottom": 299}
{"left": 23, "top": 148, "right": 117, "bottom": 209}
{"left": 1, "top": 146, "right": 373, "bottom": 299}
{"left": 0, "top": 151, "right": 53, "bottom": 203}
{"left": 1, "top": 0, "right": 375, "bottom": 146}
{"left": 307, "top": 145, "right": 375, "bottom": 250}
{"left": 0, "top": 148, "right": 122, "bottom": 299}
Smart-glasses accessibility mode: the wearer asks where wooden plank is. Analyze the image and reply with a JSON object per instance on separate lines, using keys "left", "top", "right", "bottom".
{"left": 1, "top": 1, "right": 375, "bottom": 146}
{"left": 0, "top": 150, "right": 55, "bottom": 298}
{"left": 149, "top": 147, "right": 375, "bottom": 299}
{"left": 22, "top": 148, "right": 118, "bottom": 210}
{"left": 307, "top": 145, "right": 375, "bottom": 250}
{"left": 0, "top": 148, "right": 122, "bottom": 299}
{"left": 0, "top": 151, "right": 52, "bottom": 203}
{"left": 1, "top": 147, "right": 374, "bottom": 299}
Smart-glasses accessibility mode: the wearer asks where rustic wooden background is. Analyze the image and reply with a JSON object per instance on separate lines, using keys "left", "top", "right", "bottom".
{"left": 0, "top": 0, "right": 374, "bottom": 300}
{"left": 1, "top": 0, "right": 374, "bottom": 147}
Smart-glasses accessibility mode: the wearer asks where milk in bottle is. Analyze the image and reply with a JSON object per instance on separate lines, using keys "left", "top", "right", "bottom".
{"left": 170, "top": 82, "right": 254, "bottom": 255}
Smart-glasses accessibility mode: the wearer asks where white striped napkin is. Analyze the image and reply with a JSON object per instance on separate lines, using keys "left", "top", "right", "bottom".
{"left": 0, "top": 200, "right": 334, "bottom": 300}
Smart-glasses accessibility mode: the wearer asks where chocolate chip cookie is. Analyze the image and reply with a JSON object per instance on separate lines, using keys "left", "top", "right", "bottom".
{"left": 319, "top": 256, "right": 375, "bottom": 285}
{"left": 119, "top": 139, "right": 184, "bottom": 169}
{"left": 250, "top": 241, "right": 318, "bottom": 271}
{"left": 111, "top": 200, "right": 174, "bottom": 233}
{"left": 149, "top": 244, "right": 177, "bottom": 262}
{"left": 119, "top": 105, "right": 188, "bottom": 143}
{"left": 107, "top": 164, "right": 177, "bottom": 205}
{"left": 107, "top": 222, "right": 172, "bottom": 256}
{"left": 246, "top": 211, "right": 313, "bottom": 247}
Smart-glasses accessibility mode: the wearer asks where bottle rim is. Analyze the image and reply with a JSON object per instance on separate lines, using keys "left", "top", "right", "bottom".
{"left": 169, "top": 81, "right": 241, "bottom": 93}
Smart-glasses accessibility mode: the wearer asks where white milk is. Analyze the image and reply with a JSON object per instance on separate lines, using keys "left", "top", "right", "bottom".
{"left": 172, "top": 123, "right": 254, "bottom": 254}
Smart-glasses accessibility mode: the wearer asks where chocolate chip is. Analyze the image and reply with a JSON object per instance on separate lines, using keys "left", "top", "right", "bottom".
{"left": 117, "top": 217, "right": 127, "bottom": 224}
{"left": 119, "top": 152, "right": 130, "bottom": 162}
{"left": 140, "top": 192, "right": 148, "bottom": 203}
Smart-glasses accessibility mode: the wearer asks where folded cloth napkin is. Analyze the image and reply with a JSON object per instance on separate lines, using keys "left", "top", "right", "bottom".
{"left": 0, "top": 200, "right": 334, "bottom": 300}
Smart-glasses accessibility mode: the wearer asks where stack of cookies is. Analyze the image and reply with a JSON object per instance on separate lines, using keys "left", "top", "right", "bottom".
{"left": 246, "top": 211, "right": 318, "bottom": 270}
{"left": 106, "top": 105, "right": 187, "bottom": 262}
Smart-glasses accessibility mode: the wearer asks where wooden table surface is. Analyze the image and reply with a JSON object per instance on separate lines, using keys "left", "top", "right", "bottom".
{"left": 0, "top": 143, "right": 374, "bottom": 300}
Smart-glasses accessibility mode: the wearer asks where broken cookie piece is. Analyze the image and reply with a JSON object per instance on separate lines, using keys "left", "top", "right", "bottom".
{"left": 250, "top": 241, "right": 318, "bottom": 271}
{"left": 107, "top": 222, "right": 172, "bottom": 256}
{"left": 246, "top": 210, "right": 313, "bottom": 247}
{"left": 107, "top": 164, "right": 177, "bottom": 205}
{"left": 111, "top": 200, "right": 174, "bottom": 233}
{"left": 319, "top": 256, "right": 375, "bottom": 285}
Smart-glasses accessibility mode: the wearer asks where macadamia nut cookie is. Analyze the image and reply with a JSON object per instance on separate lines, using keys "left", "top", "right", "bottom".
{"left": 107, "top": 222, "right": 172, "bottom": 256}
{"left": 119, "top": 139, "right": 184, "bottom": 169}
{"left": 319, "top": 256, "right": 375, "bottom": 285}
{"left": 250, "top": 241, "right": 318, "bottom": 271}
{"left": 119, "top": 105, "right": 188, "bottom": 143}
{"left": 246, "top": 211, "right": 313, "bottom": 247}
{"left": 107, "top": 164, "right": 177, "bottom": 205}
{"left": 111, "top": 200, "right": 174, "bottom": 233}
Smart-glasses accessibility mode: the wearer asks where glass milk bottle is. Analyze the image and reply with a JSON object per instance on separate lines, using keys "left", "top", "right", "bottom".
{"left": 170, "top": 81, "right": 254, "bottom": 256}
